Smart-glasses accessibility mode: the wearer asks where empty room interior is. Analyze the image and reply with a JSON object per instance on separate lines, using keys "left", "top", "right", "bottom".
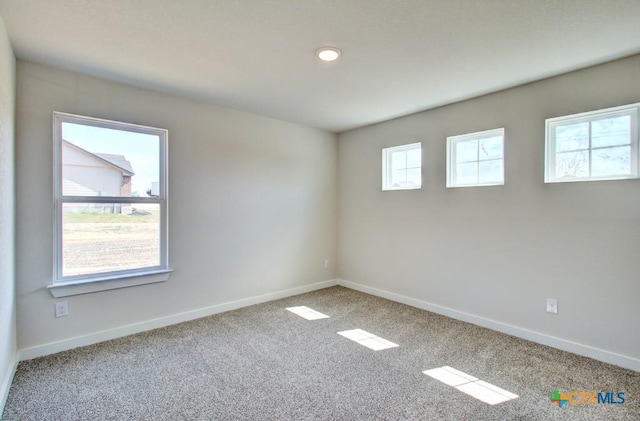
{"left": 1, "top": 1, "right": 640, "bottom": 419}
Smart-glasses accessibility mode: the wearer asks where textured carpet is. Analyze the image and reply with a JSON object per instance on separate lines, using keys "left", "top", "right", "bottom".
{"left": 3, "top": 286, "right": 639, "bottom": 420}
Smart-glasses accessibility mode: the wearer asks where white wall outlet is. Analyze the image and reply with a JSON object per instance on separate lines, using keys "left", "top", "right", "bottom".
{"left": 546, "top": 298, "right": 558, "bottom": 315}
{"left": 55, "top": 301, "right": 69, "bottom": 318}
{"left": 324, "top": 260, "right": 330, "bottom": 269}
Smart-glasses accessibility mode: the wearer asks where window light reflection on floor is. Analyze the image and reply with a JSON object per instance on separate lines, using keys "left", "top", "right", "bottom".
{"left": 337, "top": 328, "right": 399, "bottom": 351}
{"left": 285, "top": 306, "right": 330, "bottom": 320}
{"left": 423, "top": 366, "right": 518, "bottom": 405}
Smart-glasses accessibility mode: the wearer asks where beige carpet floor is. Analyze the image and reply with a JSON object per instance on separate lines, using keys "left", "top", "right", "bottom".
{"left": 3, "top": 286, "right": 639, "bottom": 420}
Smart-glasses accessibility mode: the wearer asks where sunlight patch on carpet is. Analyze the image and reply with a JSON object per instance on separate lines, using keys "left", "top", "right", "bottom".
{"left": 423, "top": 366, "right": 518, "bottom": 405}
{"left": 286, "top": 306, "right": 330, "bottom": 320}
{"left": 337, "top": 328, "right": 399, "bottom": 351}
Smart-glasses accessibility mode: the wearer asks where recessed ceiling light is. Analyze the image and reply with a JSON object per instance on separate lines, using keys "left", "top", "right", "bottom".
{"left": 317, "top": 47, "right": 341, "bottom": 62}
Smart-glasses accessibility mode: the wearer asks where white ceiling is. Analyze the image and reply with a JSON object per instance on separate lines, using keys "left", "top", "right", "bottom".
{"left": 1, "top": 0, "right": 640, "bottom": 133}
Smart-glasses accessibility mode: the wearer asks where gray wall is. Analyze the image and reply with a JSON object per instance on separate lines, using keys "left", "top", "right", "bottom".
{"left": 15, "top": 61, "right": 337, "bottom": 350}
{"left": 0, "top": 17, "right": 16, "bottom": 406}
{"left": 337, "top": 55, "right": 640, "bottom": 362}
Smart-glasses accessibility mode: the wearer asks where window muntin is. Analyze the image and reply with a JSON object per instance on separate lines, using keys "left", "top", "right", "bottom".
{"left": 447, "top": 128, "right": 504, "bottom": 188}
{"left": 54, "top": 112, "right": 168, "bottom": 284}
{"left": 382, "top": 142, "right": 422, "bottom": 190}
{"left": 545, "top": 104, "right": 639, "bottom": 183}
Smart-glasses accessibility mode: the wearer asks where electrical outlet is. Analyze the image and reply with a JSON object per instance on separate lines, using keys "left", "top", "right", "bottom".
{"left": 546, "top": 298, "right": 558, "bottom": 315}
{"left": 324, "top": 260, "right": 330, "bottom": 269}
{"left": 55, "top": 301, "right": 69, "bottom": 318}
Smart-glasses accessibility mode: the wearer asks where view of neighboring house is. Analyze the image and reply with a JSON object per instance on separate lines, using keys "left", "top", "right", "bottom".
{"left": 62, "top": 140, "right": 135, "bottom": 214}
{"left": 62, "top": 139, "right": 135, "bottom": 197}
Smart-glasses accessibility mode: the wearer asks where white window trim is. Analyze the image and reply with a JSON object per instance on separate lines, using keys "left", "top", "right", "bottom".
{"left": 51, "top": 112, "right": 170, "bottom": 297}
{"left": 382, "top": 142, "right": 422, "bottom": 191}
{"left": 544, "top": 103, "right": 640, "bottom": 183}
{"left": 446, "top": 128, "right": 505, "bottom": 188}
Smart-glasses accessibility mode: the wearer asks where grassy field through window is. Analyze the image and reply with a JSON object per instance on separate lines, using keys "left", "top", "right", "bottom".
{"left": 62, "top": 207, "right": 160, "bottom": 277}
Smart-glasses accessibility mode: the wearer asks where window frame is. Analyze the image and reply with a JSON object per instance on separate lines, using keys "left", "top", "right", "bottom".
{"left": 544, "top": 103, "right": 640, "bottom": 183}
{"left": 381, "top": 142, "right": 422, "bottom": 191}
{"left": 50, "top": 112, "right": 170, "bottom": 297}
{"left": 446, "top": 128, "right": 505, "bottom": 188}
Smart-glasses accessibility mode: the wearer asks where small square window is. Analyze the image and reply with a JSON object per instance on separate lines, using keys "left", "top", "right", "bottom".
{"left": 382, "top": 142, "right": 422, "bottom": 190}
{"left": 446, "top": 128, "right": 504, "bottom": 188}
{"left": 545, "top": 103, "right": 639, "bottom": 183}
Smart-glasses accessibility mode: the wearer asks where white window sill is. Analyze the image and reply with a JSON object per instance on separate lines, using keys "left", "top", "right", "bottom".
{"left": 447, "top": 182, "right": 504, "bottom": 188}
{"left": 382, "top": 186, "right": 422, "bottom": 191}
{"left": 48, "top": 269, "right": 173, "bottom": 298}
{"left": 544, "top": 175, "right": 639, "bottom": 184}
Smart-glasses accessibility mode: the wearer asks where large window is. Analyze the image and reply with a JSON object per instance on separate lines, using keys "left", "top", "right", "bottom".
{"left": 446, "top": 128, "right": 504, "bottom": 188}
{"left": 545, "top": 103, "right": 639, "bottom": 183}
{"left": 52, "top": 112, "right": 169, "bottom": 295}
{"left": 382, "top": 142, "right": 422, "bottom": 190}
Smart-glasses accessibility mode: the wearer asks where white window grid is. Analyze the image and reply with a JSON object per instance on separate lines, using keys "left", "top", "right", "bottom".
{"left": 382, "top": 142, "right": 422, "bottom": 191}
{"left": 545, "top": 103, "right": 639, "bottom": 183}
{"left": 446, "top": 128, "right": 505, "bottom": 188}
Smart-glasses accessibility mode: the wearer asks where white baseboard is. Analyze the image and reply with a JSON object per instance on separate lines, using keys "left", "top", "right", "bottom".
{"left": 20, "top": 279, "right": 338, "bottom": 361}
{"left": 337, "top": 279, "right": 640, "bottom": 372}
{"left": 19, "top": 278, "right": 638, "bottom": 372}
{"left": 0, "top": 351, "right": 19, "bottom": 416}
